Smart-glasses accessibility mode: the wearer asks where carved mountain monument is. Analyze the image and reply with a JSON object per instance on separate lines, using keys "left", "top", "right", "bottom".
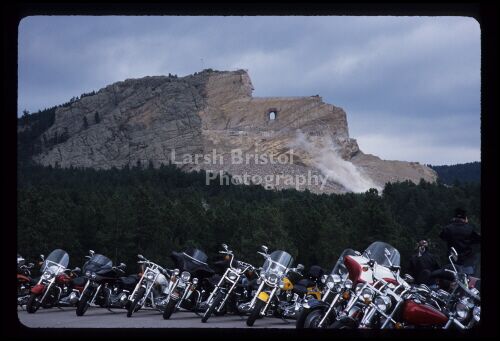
{"left": 20, "top": 69, "right": 437, "bottom": 193}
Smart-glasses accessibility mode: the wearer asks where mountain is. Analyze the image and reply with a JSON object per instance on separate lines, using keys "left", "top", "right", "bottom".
{"left": 17, "top": 69, "right": 437, "bottom": 193}
{"left": 430, "top": 162, "right": 481, "bottom": 185}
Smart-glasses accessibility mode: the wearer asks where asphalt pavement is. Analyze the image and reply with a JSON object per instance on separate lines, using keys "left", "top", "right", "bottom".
{"left": 17, "top": 306, "right": 296, "bottom": 328}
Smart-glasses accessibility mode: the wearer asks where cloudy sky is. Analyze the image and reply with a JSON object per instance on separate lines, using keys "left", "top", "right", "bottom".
{"left": 18, "top": 16, "right": 480, "bottom": 165}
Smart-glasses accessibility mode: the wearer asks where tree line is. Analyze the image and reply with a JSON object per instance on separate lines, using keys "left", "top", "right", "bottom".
{"left": 17, "top": 163, "right": 480, "bottom": 274}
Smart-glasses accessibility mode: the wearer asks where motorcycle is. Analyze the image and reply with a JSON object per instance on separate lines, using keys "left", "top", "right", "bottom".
{"left": 440, "top": 247, "right": 481, "bottom": 329}
{"left": 162, "top": 248, "right": 215, "bottom": 319}
{"left": 75, "top": 250, "right": 127, "bottom": 316}
{"left": 328, "top": 241, "right": 404, "bottom": 329}
{"left": 26, "top": 249, "right": 82, "bottom": 313}
{"left": 127, "top": 254, "right": 170, "bottom": 317}
{"left": 246, "top": 245, "right": 305, "bottom": 327}
{"left": 17, "top": 254, "right": 35, "bottom": 307}
{"left": 296, "top": 248, "right": 357, "bottom": 328}
{"left": 200, "top": 243, "right": 255, "bottom": 323}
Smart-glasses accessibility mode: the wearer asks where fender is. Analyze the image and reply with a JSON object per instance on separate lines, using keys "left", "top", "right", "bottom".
{"left": 31, "top": 284, "right": 46, "bottom": 295}
{"left": 17, "top": 274, "right": 31, "bottom": 283}
{"left": 302, "top": 298, "right": 330, "bottom": 310}
{"left": 257, "top": 291, "right": 270, "bottom": 303}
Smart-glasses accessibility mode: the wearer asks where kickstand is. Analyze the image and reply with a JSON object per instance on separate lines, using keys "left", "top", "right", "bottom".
{"left": 106, "top": 307, "right": 115, "bottom": 313}
{"left": 57, "top": 305, "right": 64, "bottom": 310}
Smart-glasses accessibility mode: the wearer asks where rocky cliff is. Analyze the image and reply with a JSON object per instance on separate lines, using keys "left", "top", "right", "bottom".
{"left": 21, "top": 69, "right": 437, "bottom": 193}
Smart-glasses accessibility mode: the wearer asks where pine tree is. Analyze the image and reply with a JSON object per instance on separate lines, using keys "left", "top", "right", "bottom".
{"left": 94, "top": 112, "right": 100, "bottom": 124}
{"left": 83, "top": 116, "right": 89, "bottom": 129}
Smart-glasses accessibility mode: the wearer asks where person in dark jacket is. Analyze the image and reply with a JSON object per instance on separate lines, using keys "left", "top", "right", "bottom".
{"left": 439, "top": 208, "right": 480, "bottom": 275}
{"left": 408, "top": 240, "right": 440, "bottom": 285}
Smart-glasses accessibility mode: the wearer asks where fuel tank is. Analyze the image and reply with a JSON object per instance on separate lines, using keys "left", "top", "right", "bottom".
{"left": 402, "top": 300, "right": 448, "bottom": 326}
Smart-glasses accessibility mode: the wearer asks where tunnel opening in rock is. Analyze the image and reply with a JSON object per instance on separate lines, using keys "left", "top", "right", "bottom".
{"left": 268, "top": 110, "right": 277, "bottom": 121}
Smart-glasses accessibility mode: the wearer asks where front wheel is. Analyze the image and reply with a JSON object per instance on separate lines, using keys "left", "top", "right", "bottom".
{"left": 303, "top": 308, "right": 327, "bottom": 328}
{"left": 329, "top": 316, "right": 358, "bottom": 329}
{"left": 26, "top": 293, "right": 42, "bottom": 314}
{"left": 201, "top": 291, "right": 224, "bottom": 323}
{"left": 246, "top": 299, "right": 265, "bottom": 327}
{"left": 162, "top": 297, "right": 178, "bottom": 320}
{"left": 127, "top": 287, "right": 145, "bottom": 318}
{"left": 76, "top": 290, "right": 93, "bottom": 316}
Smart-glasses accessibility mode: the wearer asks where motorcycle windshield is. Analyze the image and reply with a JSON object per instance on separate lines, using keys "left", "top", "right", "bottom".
{"left": 17, "top": 254, "right": 25, "bottom": 266}
{"left": 42, "top": 249, "right": 69, "bottom": 274}
{"left": 262, "top": 251, "right": 294, "bottom": 276}
{"left": 83, "top": 254, "right": 113, "bottom": 273}
{"left": 331, "top": 248, "right": 358, "bottom": 276}
{"left": 182, "top": 248, "right": 208, "bottom": 265}
{"left": 362, "top": 241, "right": 400, "bottom": 267}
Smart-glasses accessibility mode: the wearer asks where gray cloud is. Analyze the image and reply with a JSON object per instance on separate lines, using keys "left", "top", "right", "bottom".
{"left": 18, "top": 16, "right": 480, "bottom": 165}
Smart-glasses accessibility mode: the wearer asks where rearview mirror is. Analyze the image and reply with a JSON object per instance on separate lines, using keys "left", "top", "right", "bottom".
{"left": 297, "top": 264, "right": 304, "bottom": 271}
{"left": 89, "top": 250, "right": 95, "bottom": 256}
{"left": 73, "top": 267, "right": 81, "bottom": 272}
{"left": 404, "top": 273, "right": 414, "bottom": 283}
{"left": 222, "top": 243, "right": 228, "bottom": 251}
{"left": 40, "top": 254, "right": 45, "bottom": 261}
{"left": 138, "top": 254, "right": 144, "bottom": 260}
{"left": 261, "top": 245, "right": 268, "bottom": 254}
{"left": 450, "top": 247, "right": 458, "bottom": 261}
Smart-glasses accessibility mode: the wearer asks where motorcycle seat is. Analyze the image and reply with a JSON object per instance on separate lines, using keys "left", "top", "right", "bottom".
{"left": 72, "top": 276, "right": 86, "bottom": 287}
{"left": 119, "top": 276, "right": 138, "bottom": 286}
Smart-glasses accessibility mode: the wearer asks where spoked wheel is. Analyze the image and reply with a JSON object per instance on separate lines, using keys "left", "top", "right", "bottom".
{"left": 246, "top": 300, "right": 265, "bottom": 327}
{"left": 201, "top": 291, "right": 224, "bottom": 323}
{"left": 127, "top": 287, "right": 145, "bottom": 317}
{"left": 26, "top": 293, "right": 42, "bottom": 314}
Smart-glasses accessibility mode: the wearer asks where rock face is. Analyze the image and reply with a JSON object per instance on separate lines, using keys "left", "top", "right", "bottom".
{"left": 26, "top": 69, "right": 437, "bottom": 193}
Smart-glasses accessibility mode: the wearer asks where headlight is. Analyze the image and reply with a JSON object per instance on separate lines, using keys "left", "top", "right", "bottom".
{"left": 192, "top": 278, "right": 198, "bottom": 286}
{"left": 473, "top": 306, "right": 480, "bottom": 322}
{"left": 344, "top": 279, "right": 353, "bottom": 289}
{"left": 228, "top": 272, "right": 238, "bottom": 281}
{"left": 146, "top": 272, "right": 155, "bottom": 281}
{"left": 85, "top": 270, "right": 91, "bottom": 278}
{"left": 90, "top": 272, "right": 97, "bottom": 280}
{"left": 361, "top": 288, "right": 374, "bottom": 304}
{"left": 279, "top": 280, "right": 285, "bottom": 289}
{"left": 326, "top": 276, "right": 335, "bottom": 290}
{"left": 332, "top": 274, "right": 341, "bottom": 284}
{"left": 256, "top": 278, "right": 262, "bottom": 284}
{"left": 173, "top": 268, "right": 180, "bottom": 276}
{"left": 456, "top": 300, "right": 470, "bottom": 321}
{"left": 42, "top": 270, "right": 53, "bottom": 280}
{"left": 321, "top": 274, "right": 327, "bottom": 284}
{"left": 181, "top": 271, "right": 191, "bottom": 282}
{"left": 355, "top": 283, "right": 364, "bottom": 293}
{"left": 374, "top": 295, "right": 392, "bottom": 312}
{"left": 260, "top": 271, "right": 266, "bottom": 279}
{"left": 268, "top": 274, "right": 278, "bottom": 284}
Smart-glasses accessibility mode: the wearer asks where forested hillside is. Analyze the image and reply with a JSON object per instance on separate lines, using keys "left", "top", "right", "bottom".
{"left": 17, "top": 164, "right": 480, "bottom": 273}
{"left": 430, "top": 162, "right": 481, "bottom": 185}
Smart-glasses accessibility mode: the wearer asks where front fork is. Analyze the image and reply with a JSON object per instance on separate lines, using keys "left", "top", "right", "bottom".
{"left": 261, "top": 287, "right": 278, "bottom": 315}
{"left": 317, "top": 292, "right": 341, "bottom": 327}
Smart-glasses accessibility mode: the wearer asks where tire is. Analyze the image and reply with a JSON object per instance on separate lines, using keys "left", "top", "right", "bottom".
{"left": 127, "top": 287, "right": 145, "bottom": 318}
{"left": 329, "top": 316, "right": 358, "bottom": 329}
{"left": 99, "top": 288, "right": 111, "bottom": 308}
{"left": 76, "top": 290, "right": 93, "bottom": 316}
{"left": 201, "top": 291, "right": 224, "bottom": 323}
{"left": 26, "top": 293, "right": 42, "bottom": 314}
{"left": 162, "top": 297, "right": 177, "bottom": 320}
{"left": 303, "top": 308, "right": 327, "bottom": 328}
{"left": 246, "top": 299, "right": 265, "bottom": 327}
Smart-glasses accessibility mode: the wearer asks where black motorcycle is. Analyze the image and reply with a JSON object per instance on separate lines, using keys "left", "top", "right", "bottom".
{"left": 76, "top": 250, "right": 127, "bottom": 316}
{"left": 200, "top": 243, "right": 256, "bottom": 322}
{"left": 162, "top": 248, "right": 215, "bottom": 319}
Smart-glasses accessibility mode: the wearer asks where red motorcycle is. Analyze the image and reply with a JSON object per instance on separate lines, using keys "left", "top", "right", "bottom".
{"left": 17, "top": 254, "right": 35, "bottom": 307}
{"left": 26, "top": 249, "right": 83, "bottom": 313}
